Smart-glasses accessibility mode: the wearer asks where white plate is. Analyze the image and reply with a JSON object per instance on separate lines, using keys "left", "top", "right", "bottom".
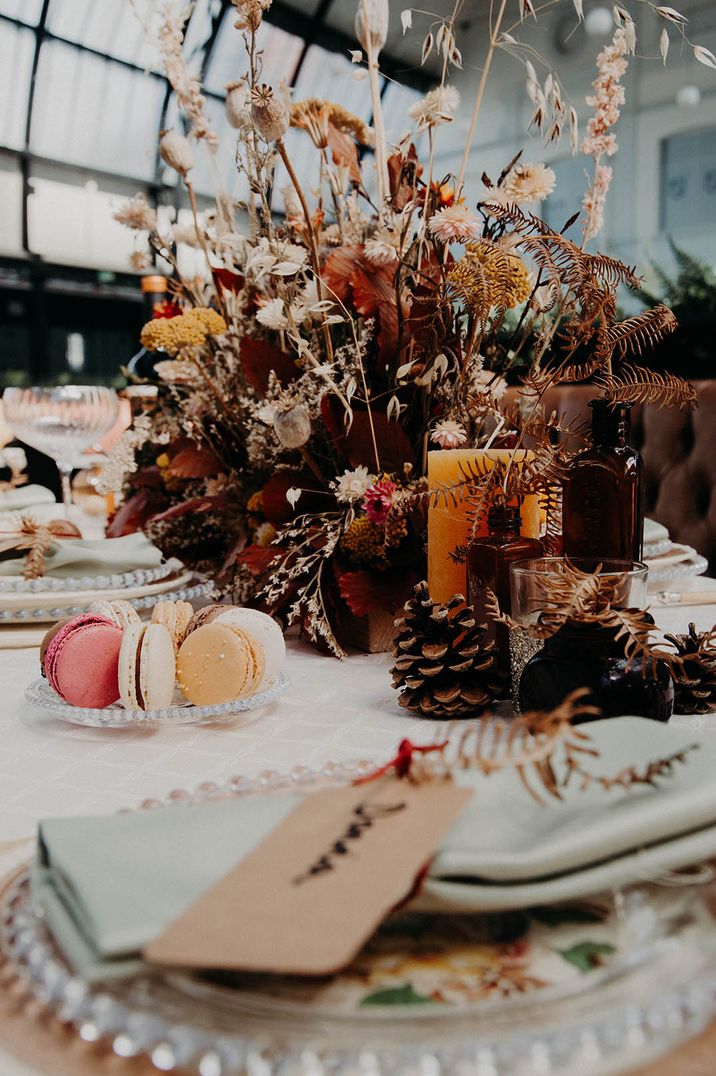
{"left": 645, "top": 543, "right": 697, "bottom": 569}
{"left": 24, "top": 671, "right": 289, "bottom": 727}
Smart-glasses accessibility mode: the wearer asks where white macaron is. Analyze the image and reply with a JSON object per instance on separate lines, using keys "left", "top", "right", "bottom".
{"left": 210, "top": 607, "right": 285, "bottom": 688}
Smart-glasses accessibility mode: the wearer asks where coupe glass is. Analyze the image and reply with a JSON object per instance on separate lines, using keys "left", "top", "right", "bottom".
{"left": 2, "top": 386, "right": 119, "bottom": 517}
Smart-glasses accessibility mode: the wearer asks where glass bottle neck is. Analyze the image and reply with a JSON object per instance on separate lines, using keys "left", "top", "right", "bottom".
{"left": 487, "top": 504, "right": 521, "bottom": 538}
{"left": 590, "top": 398, "right": 633, "bottom": 447}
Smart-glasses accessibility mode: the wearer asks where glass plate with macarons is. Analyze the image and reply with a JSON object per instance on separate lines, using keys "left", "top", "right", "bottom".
{"left": 25, "top": 600, "right": 289, "bottom": 727}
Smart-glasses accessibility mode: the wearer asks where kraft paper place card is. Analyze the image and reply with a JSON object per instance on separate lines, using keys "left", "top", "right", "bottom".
{"left": 145, "top": 776, "right": 472, "bottom": 976}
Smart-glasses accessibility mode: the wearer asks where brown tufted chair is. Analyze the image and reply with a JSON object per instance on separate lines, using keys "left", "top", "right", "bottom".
{"left": 504, "top": 381, "right": 716, "bottom": 572}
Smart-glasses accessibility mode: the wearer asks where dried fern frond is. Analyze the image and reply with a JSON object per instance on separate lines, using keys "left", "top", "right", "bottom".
{"left": 606, "top": 304, "right": 678, "bottom": 360}
{"left": 595, "top": 363, "right": 696, "bottom": 411}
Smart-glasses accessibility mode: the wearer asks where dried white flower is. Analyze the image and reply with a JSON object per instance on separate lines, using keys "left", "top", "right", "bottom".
{"left": 159, "top": 129, "right": 194, "bottom": 175}
{"left": 364, "top": 229, "right": 399, "bottom": 266}
{"left": 333, "top": 466, "right": 373, "bottom": 502}
{"left": 256, "top": 297, "right": 288, "bottom": 330}
{"left": 430, "top": 420, "right": 468, "bottom": 449}
{"left": 113, "top": 193, "right": 157, "bottom": 231}
{"left": 408, "top": 85, "right": 460, "bottom": 130}
{"left": 428, "top": 204, "right": 481, "bottom": 243}
{"left": 489, "top": 163, "right": 556, "bottom": 205}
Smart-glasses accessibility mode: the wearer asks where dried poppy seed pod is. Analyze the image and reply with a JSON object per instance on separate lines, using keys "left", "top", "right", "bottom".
{"left": 225, "top": 81, "right": 249, "bottom": 129}
{"left": 355, "top": 0, "right": 389, "bottom": 53}
{"left": 159, "top": 130, "right": 194, "bottom": 176}
{"left": 250, "top": 84, "right": 290, "bottom": 143}
{"left": 273, "top": 405, "right": 311, "bottom": 449}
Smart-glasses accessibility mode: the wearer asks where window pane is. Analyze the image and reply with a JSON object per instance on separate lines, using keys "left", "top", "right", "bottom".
{"left": 47, "top": 0, "right": 163, "bottom": 73}
{"left": 0, "top": 152, "right": 22, "bottom": 255}
{"left": 0, "top": 21, "right": 34, "bottom": 150}
{"left": 662, "top": 128, "right": 716, "bottom": 232}
{"left": 31, "top": 40, "right": 165, "bottom": 181}
{"left": 28, "top": 165, "right": 144, "bottom": 271}
{"left": 0, "top": 0, "right": 44, "bottom": 25}
{"left": 205, "top": 18, "right": 303, "bottom": 95}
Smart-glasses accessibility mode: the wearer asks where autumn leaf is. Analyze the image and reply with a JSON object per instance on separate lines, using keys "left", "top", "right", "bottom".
{"left": 335, "top": 564, "right": 418, "bottom": 617}
{"left": 213, "top": 267, "right": 245, "bottom": 294}
{"left": 168, "top": 443, "right": 223, "bottom": 479}
{"left": 106, "top": 488, "right": 170, "bottom": 538}
{"left": 321, "top": 395, "right": 417, "bottom": 472}
{"left": 237, "top": 543, "right": 283, "bottom": 577}
{"left": 147, "top": 494, "right": 228, "bottom": 524}
{"left": 240, "top": 337, "right": 298, "bottom": 394}
{"left": 327, "top": 124, "right": 361, "bottom": 186}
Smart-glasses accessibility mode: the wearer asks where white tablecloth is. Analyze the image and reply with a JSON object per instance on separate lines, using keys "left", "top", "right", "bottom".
{"left": 0, "top": 575, "right": 714, "bottom": 1075}
{"left": 0, "top": 575, "right": 713, "bottom": 843}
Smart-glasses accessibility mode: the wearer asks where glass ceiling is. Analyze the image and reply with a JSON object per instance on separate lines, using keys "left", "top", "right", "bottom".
{"left": 0, "top": 0, "right": 429, "bottom": 199}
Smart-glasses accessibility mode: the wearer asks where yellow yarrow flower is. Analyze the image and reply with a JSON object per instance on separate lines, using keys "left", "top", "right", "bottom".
{"left": 139, "top": 309, "right": 227, "bottom": 357}
{"left": 339, "top": 518, "right": 387, "bottom": 566}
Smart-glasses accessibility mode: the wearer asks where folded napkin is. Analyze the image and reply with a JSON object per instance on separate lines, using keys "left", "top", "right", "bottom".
{"left": 34, "top": 718, "right": 716, "bottom": 981}
{"left": 0, "top": 485, "right": 56, "bottom": 512}
{"left": 0, "top": 532, "right": 165, "bottom": 579}
{"left": 644, "top": 517, "right": 669, "bottom": 547}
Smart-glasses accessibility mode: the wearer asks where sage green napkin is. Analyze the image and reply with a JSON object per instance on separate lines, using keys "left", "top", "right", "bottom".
{"left": 0, "top": 532, "right": 165, "bottom": 578}
{"left": 33, "top": 718, "right": 716, "bottom": 981}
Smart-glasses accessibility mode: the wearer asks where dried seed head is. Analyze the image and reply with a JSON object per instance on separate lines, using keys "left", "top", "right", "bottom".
{"left": 273, "top": 405, "right": 312, "bottom": 449}
{"left": 159, "top": 130, "right": 194, "bottom": 176}
{"left": 225, "top": 81, "right": 250, "bottom": 129}
{"left": 355, "top": 0, "right": 389, "bottom": 54}
{"left": 250, "top": 84, "right": 290, "bottom": 142}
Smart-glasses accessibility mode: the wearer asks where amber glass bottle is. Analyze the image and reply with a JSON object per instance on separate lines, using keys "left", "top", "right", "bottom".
{"left": 466, "top": 503, "right": 543, "bottom": 676}
{"left": 563, "top": 399, "right": 644, "bottom": 561}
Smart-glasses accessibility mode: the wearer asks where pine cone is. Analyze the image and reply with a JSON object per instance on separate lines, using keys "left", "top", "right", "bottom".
{"left": 664, "top": 622, "right": 716, "bottom": 714}
{"left": 391, "top": 581, "right": 501, "bottom": 719}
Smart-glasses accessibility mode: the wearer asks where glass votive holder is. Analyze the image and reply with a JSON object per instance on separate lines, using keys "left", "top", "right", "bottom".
{"left": 508, "top": 558, "right": 649, "bottom": 711}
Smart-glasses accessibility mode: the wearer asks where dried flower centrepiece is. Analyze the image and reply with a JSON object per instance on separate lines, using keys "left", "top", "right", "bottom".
{"left": 111, "top": 0, "right": 706, "bottom": 658}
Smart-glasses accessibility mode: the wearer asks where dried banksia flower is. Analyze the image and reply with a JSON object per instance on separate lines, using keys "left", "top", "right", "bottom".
{"left": 355, "top": 0, "right": 389, "bottom": 53}
{"left": 159, "top": 130, "right": 194, "bottom": 176}
{"left": 225, "top": 81, "right": 250, "bottom": 129}
{"left": 273, "top": 405, "right": 311, "bottom": 449}
{"left": 250, "top": 84, "right": 290, "bottom": 142}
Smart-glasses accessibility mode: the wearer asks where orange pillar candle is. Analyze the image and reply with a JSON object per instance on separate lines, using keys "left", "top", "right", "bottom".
{"left": 427, "top": 449, "right": 541, "bottom": 604}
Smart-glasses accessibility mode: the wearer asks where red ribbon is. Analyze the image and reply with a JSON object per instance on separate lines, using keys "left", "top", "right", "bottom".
{"left": 354, "top": 738, "right": 447, "bottom": 785}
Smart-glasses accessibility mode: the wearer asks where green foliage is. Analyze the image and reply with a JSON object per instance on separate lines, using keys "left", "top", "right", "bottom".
{"left": 360, "top": 983, "right": 438, "bottom": 1006}
{"left": 557, "top": 941, "right": 616, "bottom": 972}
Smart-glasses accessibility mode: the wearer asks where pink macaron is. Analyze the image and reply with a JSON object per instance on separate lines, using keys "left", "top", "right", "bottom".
{"left": 43, "top": 613, "right": 123, "bottom": 708}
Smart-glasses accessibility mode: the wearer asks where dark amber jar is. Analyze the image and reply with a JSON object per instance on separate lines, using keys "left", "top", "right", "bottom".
{"left": 466, "top": 504, "right": 543, "bottom": 676}
{"left": 563, "top": 399, "right": 644, "bottom": 561}
{"left": 518, "top": 620, "right": 674, "bottom": 722}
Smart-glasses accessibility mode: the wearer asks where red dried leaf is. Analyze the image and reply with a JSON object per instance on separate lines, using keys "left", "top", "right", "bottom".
{"left": 335, "top": 565, "right": 418, "bottom": 617}
{"left": 240, "top": 337, "right": 297, "bottom": 394}
{"left": 387, "top": 143, "right": 422, "bottom": 211}
{"left": 326, "top": 124, "right": 361, "bottom": 186}
{"left": 147, "top": 494, "right": 227, "bottom": 524}
{"left": 322, "top": 245, "right": 363, "bottom": 304}
{"left": 262, "top": 470, "right": 329, "bottom": 527}
{"left": 213, "top": 267, "right": 245, "bottom": 294}
{"left": 237, "top": 543, "right": 283, "bottom": 577}
{"left": 321, "top": 395, "right": 417, "bottom": 472}
{"left": 168, "top": 443, "right": 223, "bottom": 479}
{"left": 106, "top": 488, "right": 170, "bottom": 538}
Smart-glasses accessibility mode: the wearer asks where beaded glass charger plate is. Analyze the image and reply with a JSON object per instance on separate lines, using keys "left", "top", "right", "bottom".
{"left": 24, "top": 671, "right": 289, "bottom": 727}
{"left": 0, "top": 558, "right": 183, "bottom": 594}
{"left": 0, "top": 567, "right": 198, "bottom": 619}
{"left": 3, "top": 766, "right": 716, "bottom": 1076}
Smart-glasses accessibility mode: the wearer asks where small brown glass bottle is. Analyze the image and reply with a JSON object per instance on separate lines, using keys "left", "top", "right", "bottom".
{"left": 466, "top": 503, "right": 543, "bottom": 676}
{"left": 562, "top": 399, "right": 644, "bottom": 561}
